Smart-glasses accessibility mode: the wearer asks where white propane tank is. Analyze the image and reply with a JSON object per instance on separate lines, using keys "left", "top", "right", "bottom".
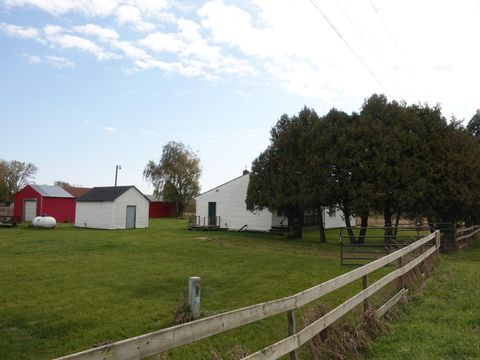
{"left": 32, "top": 216, "right": 57, "bottom": 228}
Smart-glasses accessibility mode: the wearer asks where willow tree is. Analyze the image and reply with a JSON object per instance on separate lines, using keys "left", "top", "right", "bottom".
{"left": 144, "top": 141, "right": 201, "bottom": 215}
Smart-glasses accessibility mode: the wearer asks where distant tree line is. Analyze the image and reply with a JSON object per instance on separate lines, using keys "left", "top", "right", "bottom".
{"left": 246, "top": 94, "right": 480, "bottom": 241}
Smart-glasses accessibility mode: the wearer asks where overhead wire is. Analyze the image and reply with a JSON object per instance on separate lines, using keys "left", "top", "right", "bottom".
{"left": 334, "top": 0, "right": 414, "bottom": 100}
{"left": 308, "top": 0, "right": 394, "bottom": 99}
{"left": 367, "top": 0, "right": 419, "bottom": 99}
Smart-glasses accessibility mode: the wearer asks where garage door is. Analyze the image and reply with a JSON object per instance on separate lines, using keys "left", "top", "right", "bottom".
{"left": 24, "top": 200, "right": 37, "bottom": 221}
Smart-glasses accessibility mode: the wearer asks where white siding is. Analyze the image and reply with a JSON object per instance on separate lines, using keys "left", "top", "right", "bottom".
{"left": 196, "top": 174, "right": 356, "bottom": 232}
{"left": 112, "top": 188, "right": 149, "bottom": 229}
{"left": 75, "top": 188, "right": 149, "bottom": 230}
{"left": 196, "top": 174, "right": 273, "bottom": 231}
{"left": 323, "top": 207, "right": 355, "bottom": 229}
{"left": 75, "top": 202, "right": 114, "bottom": 229}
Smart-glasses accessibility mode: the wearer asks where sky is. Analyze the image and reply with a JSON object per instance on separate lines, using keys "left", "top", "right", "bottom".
{"left": 1, "top": 0, "right": 479, "bottom": 194}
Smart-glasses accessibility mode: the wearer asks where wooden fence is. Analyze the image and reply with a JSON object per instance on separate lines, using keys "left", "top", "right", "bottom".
{"left": 54, "top": 231, "right": 440, "bottom": 360}
{"left": 455, "top": 225, "right": 480, "bottom": 250}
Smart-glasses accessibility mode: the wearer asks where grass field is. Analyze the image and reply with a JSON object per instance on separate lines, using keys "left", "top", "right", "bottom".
{"left": 0, "top": 219, "right": 433, "bottom": 360}
{"left": 365, "top": 236, "right": 480, "bottom": 359}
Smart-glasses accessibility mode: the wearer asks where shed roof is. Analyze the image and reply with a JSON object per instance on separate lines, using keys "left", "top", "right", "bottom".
{"left": 30, "top": 184, "right": 74, "bottom": 198}
{"left": 146, "top": 194, "right": 164, "bottom": 202}
{"left": 63, "top": 186, "right": 91, "bottom": 198}
{"left": 77, "top": 186, "right": 149, "bottom": 202}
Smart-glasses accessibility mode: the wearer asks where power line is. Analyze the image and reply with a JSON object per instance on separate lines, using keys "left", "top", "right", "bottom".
{"left": 334, "top": 0, "right": 414, "bottom": 99}
{"left": 308, "top": 0, "right": 394, "bottom": 99}
{"left": 368, "top": 0, "right": 399, "bottom": 49}
{"left": 367, "top": 0, "right": 419, "bottom": 99}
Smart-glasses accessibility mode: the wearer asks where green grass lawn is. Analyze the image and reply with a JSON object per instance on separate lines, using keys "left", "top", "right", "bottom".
{"left": 0, "top": 219, "right": 429, "bottom": 360}
{"left": 365, "top": 237, "right": 480, "bottom": 359}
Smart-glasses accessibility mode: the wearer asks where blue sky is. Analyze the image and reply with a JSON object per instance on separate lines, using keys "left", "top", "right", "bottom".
{"left": 1, "top": 0, "right": 479, "bottom": 193}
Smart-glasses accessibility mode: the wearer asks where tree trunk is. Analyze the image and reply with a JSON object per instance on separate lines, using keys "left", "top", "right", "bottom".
{"left": 357, "top": 211, "right": 369, "bottom": 244}
{"left": 383, "top": 203, "right": 393, "bottom": 245}
{"left": 343, "top": 207, "right": 357, "bottom": 244}
{"left": 427, "top": 216, "right": 435, "bottom": 233}
{"left": 318, "top": 207, "right": 326, "bottom": 243}
{"left": 287, "top": 207, "right": 304, "bottom": 239}
{"left": 393, "top": 211, "right": 401, "bottom": 238}
{"left": 296, "top": 207, "right": 304, "bottom": 239}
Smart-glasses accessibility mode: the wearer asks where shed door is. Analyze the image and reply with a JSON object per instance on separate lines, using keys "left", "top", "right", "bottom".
{"left": 24, "top": 199, "right": 37, "bottom": 221}
{"left": 208, "top": 202, "right": 216, "bottom": 225}
{"left": 126, "top": 206, "right": 136, "bottom": 229}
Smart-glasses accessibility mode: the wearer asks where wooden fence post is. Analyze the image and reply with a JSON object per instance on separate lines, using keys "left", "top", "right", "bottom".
{"left": 287, "top": 310, "right": 298, "bottom": 360}
{"left": 398, "top": 256, "right": 404, "bottom": 290}
{"left": 435, "top": 230, "right": 441, "bottom": 256}
{"left": 362, "top": 274, "right": 369, "bottom": 311}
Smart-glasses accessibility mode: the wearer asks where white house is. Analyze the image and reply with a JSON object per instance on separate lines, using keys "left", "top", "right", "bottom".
{"left": 75, "top": 186, "right": 149, "bottom": 230}
{"left": 195, "top": 171, "right": 354, "bottom": 232}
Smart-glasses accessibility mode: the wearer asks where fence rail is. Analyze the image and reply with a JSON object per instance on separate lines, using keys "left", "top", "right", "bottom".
{"left": 54, "top": 231, "right": 440, "bottom": 360}
{"left": 455, "top": 225, "right": 480, "bottom": 249}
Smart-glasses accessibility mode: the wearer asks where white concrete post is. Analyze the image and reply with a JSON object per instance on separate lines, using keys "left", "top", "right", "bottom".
{"left": 188, "top": 276, "right": 201, "bottom": 318}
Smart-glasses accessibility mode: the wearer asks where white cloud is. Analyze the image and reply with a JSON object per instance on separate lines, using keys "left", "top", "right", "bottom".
{"left": 44, "top": 24, "right": 121, "bottom": 60}
{"left": 139, "top": 31, "right": 186, "bottom": 53}
{"left": 116, "top": 4, "right": 155, "bottom": 32}
{"left": 236, "top": 90, "right": 251, "bottom": 98}
{"left": 23, "top": 53, "right": 41, "bottom": 63}
{"left": 45, "top": 55, "right": 75, "bottom": 68}
{"left": 73, "top": 24, "right": 119, "bottom": 41}
{"left": 0, "top": 22, "right": 43, "bottom": 42}
{"left": 3, "top": 0, "right": 119, "bottom": 17}
{"left": 99, "top": 126, "right": 116, "bottom": 132}
{"left": 111, "top": 40, "right": 150, "bottom": 60}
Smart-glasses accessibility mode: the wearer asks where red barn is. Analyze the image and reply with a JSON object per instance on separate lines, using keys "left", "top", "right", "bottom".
{"left": 147, "top": 195, "right": 177, "bottom": 218}
{"left": 14, "top": 185, "right": 76, "bottom": 223}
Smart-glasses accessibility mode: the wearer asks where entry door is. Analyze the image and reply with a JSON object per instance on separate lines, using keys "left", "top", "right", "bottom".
{"left": 126, "top": 206, "right": 136, "bottom": 229}
{"left": 24, "top": 199, "right": 37, "bottom": 221}
{"left": 208, "top": 202, "right": 216, "bottom": 225}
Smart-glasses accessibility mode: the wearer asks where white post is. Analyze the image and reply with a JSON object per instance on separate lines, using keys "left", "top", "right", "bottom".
{"left": 188, "top": 276, "right": 201, "bottom": 318}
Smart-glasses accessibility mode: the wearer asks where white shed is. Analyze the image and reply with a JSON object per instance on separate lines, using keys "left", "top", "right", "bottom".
{"left": 75, "top": 186, "right": 149, "bottom": 230}
{"left": 195, "top": 171, "right": 354, "bottom": 232}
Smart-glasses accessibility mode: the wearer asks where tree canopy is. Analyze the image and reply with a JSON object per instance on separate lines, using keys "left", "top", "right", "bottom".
{"left": 0, "top": 160, "right": 38, "bottom": 204}
{"left": 144, "top": 141, "right": 201, "bottom": 215}
{"left": 246, "top": 95, "right": 480, "bottom": 240}
{"left": 54, "top": 180, "right": 71, "bottom": 188}
{"left": 467, "top": 109, "right": 480, "bottom": 138}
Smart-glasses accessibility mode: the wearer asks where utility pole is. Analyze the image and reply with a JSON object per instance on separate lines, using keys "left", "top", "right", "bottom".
{"left": 115, "top": 165, "right": 122, "bottom": 186}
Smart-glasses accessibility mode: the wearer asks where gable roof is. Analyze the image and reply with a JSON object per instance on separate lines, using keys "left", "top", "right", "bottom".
{"left": 30, "top": 184, "right": 74, "bottom": 198}
{"left": 77, "top": 186, "right": 149, "bottom": 202}
{"left": 63, "top": 186, "right": 91, "bottom": 198}
{"left": 196, "top": 172, "right": 249, "bottom": 198}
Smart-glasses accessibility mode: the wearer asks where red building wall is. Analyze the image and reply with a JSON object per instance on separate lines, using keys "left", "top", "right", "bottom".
{"left": 149, "top": 202, "right": 177, "bottom": 218}
{"left": 13, "top": 185, "right": 76, "bottom": 223}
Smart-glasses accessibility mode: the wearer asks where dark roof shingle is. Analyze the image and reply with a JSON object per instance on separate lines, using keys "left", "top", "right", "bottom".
{"left": 77, "top": 186, "right": 134, "bottom": 202}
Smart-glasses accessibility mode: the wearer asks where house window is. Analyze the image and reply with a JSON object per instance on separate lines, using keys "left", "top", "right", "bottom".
{"left": 328, "top": 206, "right": 336, "bottom": 217}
